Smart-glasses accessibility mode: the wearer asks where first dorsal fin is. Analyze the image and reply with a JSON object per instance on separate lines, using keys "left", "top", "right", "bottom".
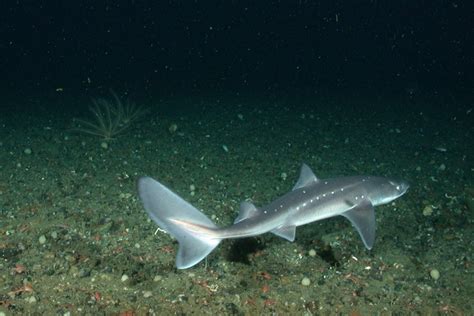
{"left": 234, "top": 201, "right": 259, "bottom": 224}
{"left": 293, "top": 163, "right": 319, "bottom": 190}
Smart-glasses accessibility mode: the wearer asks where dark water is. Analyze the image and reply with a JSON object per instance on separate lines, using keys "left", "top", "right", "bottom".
{"left": 1, "top": 2, "right": 472, "bottom": 315}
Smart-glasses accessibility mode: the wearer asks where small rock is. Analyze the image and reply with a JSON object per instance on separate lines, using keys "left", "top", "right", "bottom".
{"left": 423, "top": 205, "right": 433, "bottom": 216}
{"left": 27, "top": 296, "right": 37, "bottom": 303}
{"left": 301, "top": 277, "right": 311, "bottom": 286}
{"left": 38, "top": 235, "right": 47, "bottom": 244}
{"left": 121, "top": 274, "right": 129, "bottom": 282}
{"left": 430, "top": 269, "right": 440, "bottom": 280}
{"left": 119, "top": 193, "right": 132, "bottom": 199}
{"left": 169, "top": 123, "right": 178, "bottom": 133}
{"left": 65, "top": 254, "right": 75, "bottom": 263}
{"left": 69, "top": 266, "right": 79, "bottom": 277}
{"left": 308, "top": 249, "right": 316, "bottom": 257}
{"left": 79, "top": 268, "right": 91, "bottom": 278}
{"left": 143, "top": 290, "right": 153, "bottom": 298}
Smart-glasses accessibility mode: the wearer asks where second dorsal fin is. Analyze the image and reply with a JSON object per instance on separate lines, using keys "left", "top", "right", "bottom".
{"left": 233, "top": 201, "right": 259, "bottom": 224}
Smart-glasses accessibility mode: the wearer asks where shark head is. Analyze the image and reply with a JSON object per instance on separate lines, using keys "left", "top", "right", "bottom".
{"left": 367, "top": 177, "right": 409, "bottom": 206}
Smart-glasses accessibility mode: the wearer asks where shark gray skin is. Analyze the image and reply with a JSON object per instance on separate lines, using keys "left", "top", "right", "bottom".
{"left": 138, "top": 164, "right": 409, "bottom": 269}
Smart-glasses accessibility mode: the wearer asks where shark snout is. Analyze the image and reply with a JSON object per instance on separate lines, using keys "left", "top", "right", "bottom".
{"left": 398, "top": 180, "right": 410, "bottom": 195}
{"left": 389, "top": 179, "right": 409, "bottom": 192}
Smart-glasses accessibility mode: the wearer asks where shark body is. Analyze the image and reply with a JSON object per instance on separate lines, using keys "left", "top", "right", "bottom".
{"left": 138, "top": 164, "right": 409, "bottom": 269}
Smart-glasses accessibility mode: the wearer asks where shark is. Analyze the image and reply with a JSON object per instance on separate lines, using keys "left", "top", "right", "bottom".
{"left": 138, "top": 163, "right": 409, "bottom": 269}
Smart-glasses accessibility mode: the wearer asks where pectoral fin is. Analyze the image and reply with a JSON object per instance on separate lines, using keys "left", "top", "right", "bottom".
{"left": 340, "top": 199, "right": 376, "bottom": 249}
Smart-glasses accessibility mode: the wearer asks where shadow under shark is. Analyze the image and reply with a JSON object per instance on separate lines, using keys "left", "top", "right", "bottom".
{"left": 138, "top": 163, "right": 409, "bottom": 269}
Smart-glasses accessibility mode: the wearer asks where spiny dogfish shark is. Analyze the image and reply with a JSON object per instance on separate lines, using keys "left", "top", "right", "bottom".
{"left": 138, "top": 163, "right": 409, "bottom": 269}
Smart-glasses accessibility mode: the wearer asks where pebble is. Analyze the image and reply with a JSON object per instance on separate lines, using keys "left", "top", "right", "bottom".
{"left": 143, "top": 291, "right": 153, "bottom": 298}
{"left": 38, "top": 235, "right": 47, "bottom": 244}
{"left": 422, "top": 205, "right": 433, "bottom": 216}
{"left": 100, "top": 142, "right": 108, "bottom": 149}
{"left": 301, "top": 277, "right": 311, "bottom": 286}
{"left": 27, "top": 296, "right": 37, "bottom": 303}
{"left": 121, "top": 274, "right": 129, "bottom": 282}
{"left": 24, "top": 148, "right": 32, "bottom": 155}
{"left": 169, "top": 123, "right": 178, "bottom": 133}
{"left": 308, "top": 249, "right": 316, "bottom": 257}
{"left": 79, "top": 268, "right": 91, "bottom": 278}
{"left": 120, "top": 193, "right": 132, "bottom": 199}
{"left": 430, "top": 269, "right": 440, "bottom": 280}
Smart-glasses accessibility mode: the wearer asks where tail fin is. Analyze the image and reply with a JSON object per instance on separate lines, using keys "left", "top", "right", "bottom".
{"left": 138, "top": 177, "right": 221, "bottom": 269}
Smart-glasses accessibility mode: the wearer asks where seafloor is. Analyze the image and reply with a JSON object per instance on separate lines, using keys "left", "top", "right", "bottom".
{"left": 1, "top": 93, "right": 473, "bottom": 315}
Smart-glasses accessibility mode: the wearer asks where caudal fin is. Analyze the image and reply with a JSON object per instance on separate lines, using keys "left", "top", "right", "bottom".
{"left": 138, "top": 177, "right": 221, "bottom": 269}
